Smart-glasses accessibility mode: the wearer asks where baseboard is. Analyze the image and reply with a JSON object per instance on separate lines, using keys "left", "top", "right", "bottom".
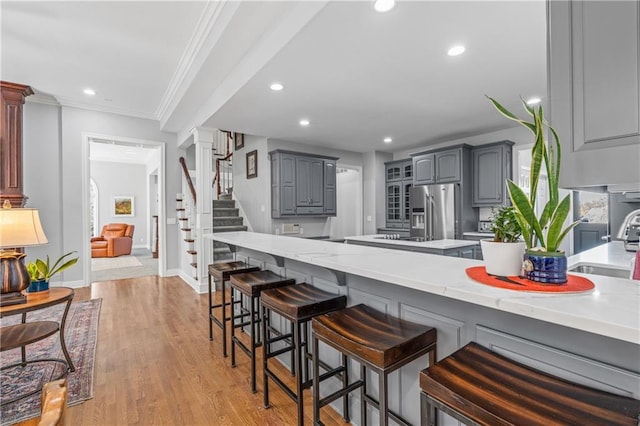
{"left": 132, "top": 244, "right": 147, "bottom": 249}
{"left": 164, "top": 268, "right": 181, "bottom": 277}
{"left": 177, "top": 270, "right": 208, "bottom": 294}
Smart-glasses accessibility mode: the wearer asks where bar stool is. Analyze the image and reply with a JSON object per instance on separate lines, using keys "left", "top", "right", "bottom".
{"left": 228, "top": 270, "right": 295, "bottom": 393}
{"left": 312, "top": 304, "right": 437, "bottom": 426}
{"left": 260, "top": 283, "right": 348, "bottom": 426}
{"left": 420, "top": 342, "right": 640, "bottom": 426}
{"left": 208, "top": 261, "right": 260, "bottom": 357}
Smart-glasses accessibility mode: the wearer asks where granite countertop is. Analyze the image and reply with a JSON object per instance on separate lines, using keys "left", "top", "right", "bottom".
{"left": 344, "top": 234, "right": 478, "bottom": 249}
{"left": 567, "top": 241, "right": 635, "bottom": 271}
{"left": 206, "top": 231, "right": 640, "bottom": 345}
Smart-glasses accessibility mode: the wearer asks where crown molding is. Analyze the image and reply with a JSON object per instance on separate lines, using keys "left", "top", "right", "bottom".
{"left": 56, "top": 97, "right": 157, "bottom": 121}
{"left": 26, "top": 93, "right": 60, "bottom": 106}
{"left": 156, "top": 0, "right": 232, "bottom": 124}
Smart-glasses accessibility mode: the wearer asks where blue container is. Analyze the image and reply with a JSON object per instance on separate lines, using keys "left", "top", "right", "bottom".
{"left": 524, "top": 251, "right": 567, "bottom": 284}
{"left": 27, "top": 279, "right": 49, "bottom": 293}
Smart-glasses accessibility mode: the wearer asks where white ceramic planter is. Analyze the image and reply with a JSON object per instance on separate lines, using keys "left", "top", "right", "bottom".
{"left": 480, "top": 239, "right": 526, "bottom": 276}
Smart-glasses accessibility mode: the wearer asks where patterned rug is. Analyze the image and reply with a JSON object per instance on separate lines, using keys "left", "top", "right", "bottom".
{"left": 0, "top": 298, "right": 102, "bottom": 425}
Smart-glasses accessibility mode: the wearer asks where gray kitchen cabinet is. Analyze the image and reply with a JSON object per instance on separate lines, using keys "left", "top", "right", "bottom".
{"left": 323, "top": 160, "right": 336, "bottom": 214}
{"left": 548, "top": 0, "right": 640, "bottom": 188}
{"left": 413, "top": 153, "right": 435, "bottom": 185}
{"left": 384, "top": 159, "right": 413, "bottom": 228}
{"left": 269, "top": 150, "right": 338, "bottom": 218}
{"left": 412, "top": 146, "right": 466, "bottom": 186}
{"left": 472, "top": 141, "right": 514, "bottom": 207}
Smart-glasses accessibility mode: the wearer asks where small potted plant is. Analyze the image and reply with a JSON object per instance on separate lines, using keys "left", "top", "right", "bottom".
{"left": 26, "top": 251, "right": 79, "bottom": 293}
{"left": 481, "top": 206, "right": 525, "bottom": 276}
{"left": 487, "top": 96, "right": 579, "bottom": 284}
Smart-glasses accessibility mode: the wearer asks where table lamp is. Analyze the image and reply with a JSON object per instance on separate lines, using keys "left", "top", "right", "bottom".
{"left": 0, "top": 200, "right": 48, "bottom": 305}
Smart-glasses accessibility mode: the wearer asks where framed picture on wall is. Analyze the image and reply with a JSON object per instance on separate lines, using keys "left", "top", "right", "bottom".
{"left": 234, "top": 132, "right": 244, "bottom": 150}
{"left": 246, "top": 150, "right": 258, "bottom": 179}
{"left": 113, "top": 196, "right": 135, "bottom": 217}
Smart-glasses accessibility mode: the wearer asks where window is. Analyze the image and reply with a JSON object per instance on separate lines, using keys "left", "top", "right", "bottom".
{"left": 574, "top": 191, "right": 608, "bottom": 223}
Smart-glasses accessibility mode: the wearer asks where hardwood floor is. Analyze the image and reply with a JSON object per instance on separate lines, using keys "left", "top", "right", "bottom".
{"left": 68, "top": 276, "right": 348, "bottom": 425}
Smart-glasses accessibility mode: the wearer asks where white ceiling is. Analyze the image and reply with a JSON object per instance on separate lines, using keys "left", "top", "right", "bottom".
{"left": 1, "top": 1, "right": 547, "bottom": 154}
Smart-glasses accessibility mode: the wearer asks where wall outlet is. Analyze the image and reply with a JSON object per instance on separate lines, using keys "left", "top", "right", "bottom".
{"left": 300, "top": 227, "right": 303, "bottom": 235}
{"left": 282, "top": 223, "right": 300, "bottom": 234}
{"left": 366, "top": 215, "right": 372, "bottom": 222}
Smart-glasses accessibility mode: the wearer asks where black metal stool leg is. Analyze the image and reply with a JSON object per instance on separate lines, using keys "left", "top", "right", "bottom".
{"left": 263, "top": 303, "right": 270, "bottom": 408}
{"left": 379, "top": 370, "right": 388, "bottom": 426}
{"left": 361, "top": 364, "right": 367, "bottom": 426}
{"left": 222, "top": 280, "right": 228, "bottom": 357}
{"left": 230, "top": 287, "right": 237, "bottom": 367}
{"left": 312, "top": 334, "right": 321, "bottom": 426}
{"left": 294, "top": 320, "right": 304, "bottom": 426}
{"left": 250, "top": 295, "right": 258, "bottom": 393}
{"left": 342, "top": 353, "right": 350, "bottom": 422}
{"left": 208, "top": 272, "right": 213, "bottom": 341}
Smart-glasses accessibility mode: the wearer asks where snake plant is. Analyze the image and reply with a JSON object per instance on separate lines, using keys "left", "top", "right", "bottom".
{"left": 486, "top": 96, "right": 579, "bottom": 253}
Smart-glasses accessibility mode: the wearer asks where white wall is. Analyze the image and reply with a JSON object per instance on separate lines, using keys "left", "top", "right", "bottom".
{"left": 23, "top": 102, "right": 182, "bottom": 284}
{"left": 91, "top": 160, "right": 148, "bottom": 247}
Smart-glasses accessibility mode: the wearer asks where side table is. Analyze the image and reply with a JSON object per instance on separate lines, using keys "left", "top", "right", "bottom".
{"left": 0, "top": 287, "right": 75, "bottom": 406}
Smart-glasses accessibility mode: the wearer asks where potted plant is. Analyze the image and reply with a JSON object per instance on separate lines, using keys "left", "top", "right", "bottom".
{"left": 481, "top": 206, "right": 525, "bottom": 276}
{"left": 26, "top": 251, "right": 79, "bottom": 293}
{"left": 487, "top": 96, "right": 579, "bottom": 284}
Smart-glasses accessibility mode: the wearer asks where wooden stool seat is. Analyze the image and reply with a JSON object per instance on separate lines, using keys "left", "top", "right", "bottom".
{"left": 207, "top": 261, "right": 260, "bottom": 357}
{"left": 312, "top": 304, "right": 437, "bottom": 425}
{"left": 208, "top": 261, "right": 260, "bottom": 283}
{"left": 260, "top": 283, "right": 347, "bottom": 426}
{"left": 230, "top": 270, "right": 295, "bottom": 296}
{"left": 229, "top": 270, "right": 295, "bottom": 393}
{"left": 313, "top": 303, "right": 437, "bottom": 369}
{"left": 419, "top": 342, "right": 640, "bottom": 426}
{"left": 261, "top": 283, "right": 347, "bottom": 321}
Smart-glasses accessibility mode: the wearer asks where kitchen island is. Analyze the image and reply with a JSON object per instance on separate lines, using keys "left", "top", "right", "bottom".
{"left": 207, "top": 231, "right": 639, "bottom": 425}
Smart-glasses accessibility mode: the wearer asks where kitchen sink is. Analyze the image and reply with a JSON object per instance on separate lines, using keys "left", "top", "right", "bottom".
{"left": 568, "top": 265, "right": 630, "bottom": 279}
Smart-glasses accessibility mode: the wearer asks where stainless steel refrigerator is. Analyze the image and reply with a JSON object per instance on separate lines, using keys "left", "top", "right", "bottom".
{"left": 409, "top": 184, "right": 460, "bottom": 241}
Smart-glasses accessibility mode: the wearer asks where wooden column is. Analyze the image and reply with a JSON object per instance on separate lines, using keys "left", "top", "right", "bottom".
{"left": 0, "top": 81, "right": 33, "bottom": 207}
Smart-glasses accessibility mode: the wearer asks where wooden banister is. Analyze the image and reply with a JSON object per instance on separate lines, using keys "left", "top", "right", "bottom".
{"left": 179, "top": 157, "right": 197, "bottom": 206}
{"left": 213, "top": 151, "right": 233, "bottom": 197}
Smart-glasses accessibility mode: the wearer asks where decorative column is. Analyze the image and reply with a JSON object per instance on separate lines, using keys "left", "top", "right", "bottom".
{"left": 0, "top": 81, "right": 33, "bottom": 207}
{"left": 192, "top": 127, "right": 214, "bottom": 286}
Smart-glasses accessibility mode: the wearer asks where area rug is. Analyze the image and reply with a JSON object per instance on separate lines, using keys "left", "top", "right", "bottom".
{"left": 0, "top": 298, "right": 102, "bottom": 425}
{"left": 91, "top": 255, "right": 142, "bottom": 271}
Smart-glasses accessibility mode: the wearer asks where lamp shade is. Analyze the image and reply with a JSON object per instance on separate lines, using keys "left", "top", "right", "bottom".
{"left": 0, "top": 208, "right": 48, "bottom": 248}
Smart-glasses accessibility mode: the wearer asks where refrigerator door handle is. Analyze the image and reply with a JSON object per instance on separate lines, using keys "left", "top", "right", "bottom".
{"left": 427, "top": 195, "right": 433, "bottom": 240}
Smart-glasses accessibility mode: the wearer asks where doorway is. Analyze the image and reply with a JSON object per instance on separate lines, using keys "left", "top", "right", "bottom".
{"left": 328, "top": 164, "right": 363, "bottom": 239}
{"left": 82, "top": 134, "right": 166, "bottom": 284}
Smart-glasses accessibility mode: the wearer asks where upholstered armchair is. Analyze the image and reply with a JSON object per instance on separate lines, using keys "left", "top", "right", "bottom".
{"left": 91, "top": 223, "right": 135, "bottom": 258}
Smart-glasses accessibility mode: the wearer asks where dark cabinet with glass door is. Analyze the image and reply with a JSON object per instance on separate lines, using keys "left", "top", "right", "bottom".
{"left": 385, "top": 159, "right": 412, "bottom": 229}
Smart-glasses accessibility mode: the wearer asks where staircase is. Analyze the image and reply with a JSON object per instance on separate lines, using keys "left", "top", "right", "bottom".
{"left": 212, "top": 198, "right": 247, "bottom": 262}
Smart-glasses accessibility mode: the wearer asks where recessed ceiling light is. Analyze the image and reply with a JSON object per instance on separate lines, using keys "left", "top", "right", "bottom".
{"left": 383, "top": 137, "right": 393, "bottom": 143}
{"left": 299, "top": 119, "right": 310, "bottom": 127}
{"left": 526, "top": 97, "right": 542, "bottom": 105}
{"left": 374, "top": 0, "right": 395, "bottom": 12}
{"left": 83, "top": 88, "right": 96, "bottom": 96}
{"left": 447, "top": 45, "right": 466, "bottom": 56}
{"left": 270, "top": 82, "right": 284, "bottom": 91}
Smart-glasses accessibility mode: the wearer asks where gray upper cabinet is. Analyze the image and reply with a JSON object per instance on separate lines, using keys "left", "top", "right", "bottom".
{"left": 548, "top": 0, "right": 640, "bottom": 188}
{"left": 384, "top": 159, "right": 413, "bottom": 228}
{"left": 412, "top": 147, "right": 463, "bottom": 185}
{"left": 323, "top": 160, "right": 336, "bottom": 215}
{"left": 413, "top": 154, "right": 435, "bottom": 185}
{"left": 269, "top": 150, "right": 338, "bottom": 218}
{"left": 472, "top": 141, "right": 514, "bottom": 207}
